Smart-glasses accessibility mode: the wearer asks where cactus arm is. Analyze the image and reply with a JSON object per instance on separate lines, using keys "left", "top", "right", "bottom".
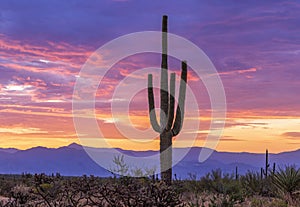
{"left": 148, "top": 74, "right": 161, "bottom": 133}
{"left": 160, "top": 15, "right": 169, "bottom": 130}
{"left": 166, "top": 73, "right": 176, "bottom": 131}
{"left": 172, "top": 61, "right": 187, "bottom": 136}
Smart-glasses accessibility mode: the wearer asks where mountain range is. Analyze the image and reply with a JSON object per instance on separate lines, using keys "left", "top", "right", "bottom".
{"left": 0, "top": 143, "right": 299, "bottom": 179}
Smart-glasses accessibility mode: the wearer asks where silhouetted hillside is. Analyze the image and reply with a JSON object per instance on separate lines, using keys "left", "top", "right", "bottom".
{"left": 0, "top": 143, "right": 298, "bottom": 178}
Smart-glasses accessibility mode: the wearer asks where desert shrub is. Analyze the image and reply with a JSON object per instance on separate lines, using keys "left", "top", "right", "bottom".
{"left": 240, "top": 171, "right": 262, "bottom": 196}
{"left": 205, "top": 169, "right": 244, "bottom": 203}
{"left": 97, "top": 176, "right": 181, "bottom": 207}
{"left": 10, "top": 185, "right": 32, "bottom": 205}
{"left": 0, "top": 174, "right": 182, "bottom": 206}
{"left": 32, "top": 173, "right": 64, "bottom": 206}
{"left": 271, "top": 165, "right": 300, "bottom": 205}
{"left": 180, "top": 169, "right": 245, "bottom": 206}
{"left": 249, "top": 196, "right": 288, "bottom": 207}
{"left": 0, "top": 178, "right": 15, "bottom": 197}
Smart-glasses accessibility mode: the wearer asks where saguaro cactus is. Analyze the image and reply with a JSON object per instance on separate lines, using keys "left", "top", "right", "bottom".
{"left": 147, "top": 15, "right": 187, "bottom": 185}
{"left": 272, "top": 162, "right": 276, "bottom": 174}
{"left": 263, "top": 149, "right": 270, "bottom": 179}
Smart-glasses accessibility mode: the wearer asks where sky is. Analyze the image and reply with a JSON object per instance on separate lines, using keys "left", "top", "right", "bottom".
{"left": 0, "top": 0, "right": 300, "bottom": 153}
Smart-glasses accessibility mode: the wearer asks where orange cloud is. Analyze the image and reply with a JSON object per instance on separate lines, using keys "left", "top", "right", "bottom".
{"left": 218, "top": 67, "right": 257, "bottom": 76}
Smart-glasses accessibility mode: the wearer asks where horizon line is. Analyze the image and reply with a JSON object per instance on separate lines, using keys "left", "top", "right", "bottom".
{"left": 1, "top": 142, "right": 299, "bottom": 155}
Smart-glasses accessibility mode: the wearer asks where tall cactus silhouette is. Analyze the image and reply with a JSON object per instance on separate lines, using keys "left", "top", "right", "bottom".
{"left": 147, "top": 15, "right": 187, "bottom": 185}
{"left": 263, "top": 149, "right": 270, "bottom": 179}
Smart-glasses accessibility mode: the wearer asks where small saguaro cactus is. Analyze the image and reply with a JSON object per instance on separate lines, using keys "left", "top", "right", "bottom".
{"left": 262, "top": 149, "right": 270, "bottom": 179}
{"left": 272, "top": 162, "right": 276, "bottom": 174}
{"left": 147, "top": 15, "right": 187, "bottom": 185}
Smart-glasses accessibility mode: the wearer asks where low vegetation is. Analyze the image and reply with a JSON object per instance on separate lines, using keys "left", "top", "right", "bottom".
{"left": 0, "top": 165, "right": 299, "bottom": 206}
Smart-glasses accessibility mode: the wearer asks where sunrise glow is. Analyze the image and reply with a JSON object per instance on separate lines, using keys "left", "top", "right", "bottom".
{"left": 0, "top": 1, "right": 299, "bottom": 153}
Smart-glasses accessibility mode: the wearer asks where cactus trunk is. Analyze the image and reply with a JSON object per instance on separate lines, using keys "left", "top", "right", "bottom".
{"left": 265, "top": 149, "right": 269, "bottom": 179}
{"left": 160, "top": 131, "right": 173, "bottom": 184}
{"left": 147, "top": 15, "right": 187, "bottom": 185}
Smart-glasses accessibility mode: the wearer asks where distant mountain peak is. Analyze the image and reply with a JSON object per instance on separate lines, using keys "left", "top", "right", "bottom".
{"left": 67, "top": 142, "right": 83, "bottom": 150}
{"left": 0, "top": 147, "right": 19, "bottom": 154}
